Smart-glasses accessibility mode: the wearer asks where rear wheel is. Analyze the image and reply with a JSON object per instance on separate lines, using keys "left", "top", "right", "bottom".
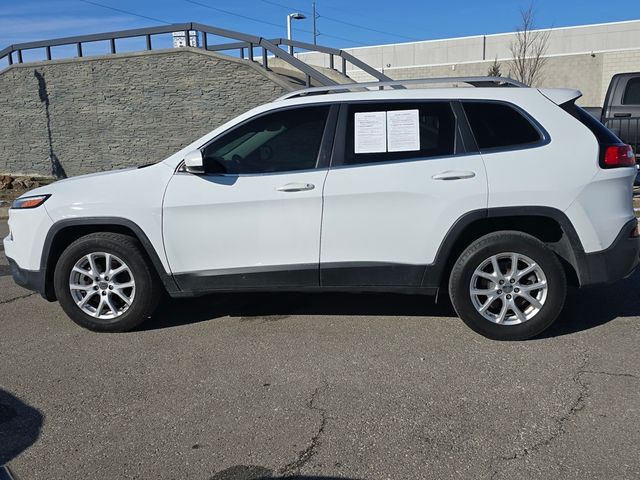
{"left": 448, "top": 231, "right": 566, "bottom": 341}
{"left": 53, "top": 232, "right": 160, "bottom": 332}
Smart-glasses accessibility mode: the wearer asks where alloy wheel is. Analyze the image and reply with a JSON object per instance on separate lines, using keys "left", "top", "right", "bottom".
{"left": 469, "top": 252, "right": 548, "bottom": 325}
{"left": 68, "top": 252, "right": 136, "bottom": 319}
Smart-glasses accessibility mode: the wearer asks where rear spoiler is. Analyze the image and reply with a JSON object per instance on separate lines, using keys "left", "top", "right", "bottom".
{"left": 538, "top": 88, "right": 582, "bottom": 105}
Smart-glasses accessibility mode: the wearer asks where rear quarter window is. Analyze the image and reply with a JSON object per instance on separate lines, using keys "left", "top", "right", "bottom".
{"left": 462, "top": 102, "right": 542, "bottom": 150}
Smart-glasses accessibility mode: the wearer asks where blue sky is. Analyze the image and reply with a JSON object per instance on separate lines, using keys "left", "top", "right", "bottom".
{"left": 1, "top": 0, "right": 639, "bottom": 50}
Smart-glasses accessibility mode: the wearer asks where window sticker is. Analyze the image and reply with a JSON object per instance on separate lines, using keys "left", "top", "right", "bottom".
{"left": 354, "top": 111, "right": 387, "bottom": 153}
{"left": 386, "top": 109, "right": 420, "bottom": 152}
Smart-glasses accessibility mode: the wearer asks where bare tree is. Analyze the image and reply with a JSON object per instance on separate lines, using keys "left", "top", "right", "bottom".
{"left": 487, "top": 56, "right": 502, "bottom": 77}
{"left": 509, "top": 3, "right": 550, "bottom": 86}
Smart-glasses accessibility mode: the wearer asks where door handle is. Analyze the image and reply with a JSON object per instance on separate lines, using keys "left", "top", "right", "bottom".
{"left": 275, "top": 183, "right": 315, "bottom": 192}
{"left": 432, "top": 171, "right": 476, "bottom": 181}
{"left": 614, "top": 113, "right": 632, "bottom": 117}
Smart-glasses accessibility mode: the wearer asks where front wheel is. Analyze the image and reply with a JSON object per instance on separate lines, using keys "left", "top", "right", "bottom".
{"left": 448, "top": 231, "right": 566, "bottom": 341}
{"left": 53, "top": 232, "right": 160, "bottom": 332}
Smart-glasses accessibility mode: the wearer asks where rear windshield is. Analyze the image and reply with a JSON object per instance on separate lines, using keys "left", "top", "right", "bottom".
{"left": 560, "top": 101, "right": 621, "bottom": 145}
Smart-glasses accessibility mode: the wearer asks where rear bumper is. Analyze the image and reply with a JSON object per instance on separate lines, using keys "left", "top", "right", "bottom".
{"left": 579, "top": 218, "right": 640, "bottom": 286}
{"left": 6, "top": 256, "right": 46, "bottom": 297}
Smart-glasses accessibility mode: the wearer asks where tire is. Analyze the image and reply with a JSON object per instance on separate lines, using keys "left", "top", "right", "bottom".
{"left": 448, "top": 231, "right": 566, "bottom": 341}
{"left": 53, "top": 232, "right": 161, "bottom": 332}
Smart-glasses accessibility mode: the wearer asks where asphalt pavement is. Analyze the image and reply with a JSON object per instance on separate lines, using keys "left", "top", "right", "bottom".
{"left": 1, "top": 219, "right": 639, "bottom": 480}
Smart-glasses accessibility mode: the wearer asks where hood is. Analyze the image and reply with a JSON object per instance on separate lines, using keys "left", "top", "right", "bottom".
{"left": 16, "top": 168, "right": 136, "bottom": 198}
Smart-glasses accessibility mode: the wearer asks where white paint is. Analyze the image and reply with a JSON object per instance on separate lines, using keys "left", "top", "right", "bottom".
{"left": 320, "top": 153, "right": 487, "bottom": 266}
{"left": 3, "top": 85, "right": 636, "bottom": 285}
{"left": 162, "top": 169, "right": 327, "bottom": 274}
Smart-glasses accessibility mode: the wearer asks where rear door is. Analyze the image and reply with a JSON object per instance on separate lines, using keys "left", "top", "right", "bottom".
{"left": 319, "top": 100, "right": 488, "bottom": 288}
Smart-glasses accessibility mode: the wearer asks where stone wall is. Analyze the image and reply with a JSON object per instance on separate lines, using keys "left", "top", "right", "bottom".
{"left": 0, "top": 48, "right": 290, "bottom": 177}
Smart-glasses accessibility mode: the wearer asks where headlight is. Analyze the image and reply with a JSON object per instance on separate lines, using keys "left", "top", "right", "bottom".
{"left": 11, "top": 194, "right": 51, "bottom": 209}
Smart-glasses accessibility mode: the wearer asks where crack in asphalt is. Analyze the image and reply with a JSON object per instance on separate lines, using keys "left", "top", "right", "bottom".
{"left": 489, "top": 354, "right": 640, "bottom": 479}
{"left": 580, "top": 369, "right": 639, "bottom": 380}
{"left": 489, "top": 352, "right": 591, "bottom": 478}
{"left": 278, "top": 382, "right": 329, "bottom": 477}
{"left": 0, "top": 292, "right": 36, "bottom": 305}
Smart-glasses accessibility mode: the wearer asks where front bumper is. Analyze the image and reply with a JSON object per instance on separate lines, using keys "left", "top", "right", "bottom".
{"left": 579, "top": 218, "right": 640, "bottom": 286}
{"left": 6, "top": 256, "right": 46, "bottom": 297}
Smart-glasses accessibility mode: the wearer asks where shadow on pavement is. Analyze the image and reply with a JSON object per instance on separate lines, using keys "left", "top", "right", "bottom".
{"left": 142, "top": 270, "right": 640, "bottom": 338}
{"left": 0, "top": 389, "right": 43, "bottom": 465}
{"left": 540, "top": 269, "right": 640, "bottom": 338}
{"left": 139, "top": 291, "right": 459, "bottom": 332}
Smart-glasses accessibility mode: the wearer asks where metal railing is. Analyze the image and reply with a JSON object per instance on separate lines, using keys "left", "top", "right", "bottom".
{"left": 603, "top": 116, "right": 640, "bottom": 156}
{"left": 0, "top": 22, "right": 395, "bottom": 88}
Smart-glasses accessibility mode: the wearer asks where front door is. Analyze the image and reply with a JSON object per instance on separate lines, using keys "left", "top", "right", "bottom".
{"left": 320, "top": 101, "right": 488, "bottom": 287}
{"left": 163, "top": 104, "right": 336, "bottom": 292}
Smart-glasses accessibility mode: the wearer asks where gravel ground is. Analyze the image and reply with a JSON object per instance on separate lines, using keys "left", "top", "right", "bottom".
{"left": 1, "top": 219, "right": 639, "bottom": 480}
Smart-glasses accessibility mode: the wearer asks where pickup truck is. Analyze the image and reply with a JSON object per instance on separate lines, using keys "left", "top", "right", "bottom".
{"left": 585, "top": 72, "right": 640, "bottom": 183}
{"left": 586, "top": 72, "right": 640, "bottom": 157}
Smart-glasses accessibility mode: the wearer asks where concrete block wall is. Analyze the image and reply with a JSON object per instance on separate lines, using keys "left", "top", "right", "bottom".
{"left": 300, "top": 20, "right": 640, "bottom": 108}
{"left": 347, "top": 50, "right": 640, "bottom": 108}
{"left": 601, "top": 50, "right": 640, "bottom": 101}
{"left": 0, "top": 48, "right": 290, "bottom": 177}
{"left": 300, "top": 20, "right": 640, "bottom": 74}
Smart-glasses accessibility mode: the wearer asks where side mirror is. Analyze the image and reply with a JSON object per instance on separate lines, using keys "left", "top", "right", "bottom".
{"left": 183, "top": 149, "right": 204, "bottom": 174}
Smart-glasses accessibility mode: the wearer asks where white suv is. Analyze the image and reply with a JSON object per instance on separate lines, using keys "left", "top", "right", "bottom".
{"left": 5, "top": 78, "right": 639, "bottom": 340}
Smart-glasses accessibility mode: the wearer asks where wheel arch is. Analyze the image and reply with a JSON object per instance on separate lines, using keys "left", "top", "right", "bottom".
{"left": 41, "top": 217, "right": 179, "bottom": 301}
{"left": 424, "top": 207, "right": 588, "bottom": 290}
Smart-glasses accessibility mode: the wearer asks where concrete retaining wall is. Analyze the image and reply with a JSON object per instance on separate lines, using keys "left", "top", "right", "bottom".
{"left": 0, "top": 48, "right": 290, "bottom": 177}
{"left": 343, "top": 50, "right": 640, "bottom": 108}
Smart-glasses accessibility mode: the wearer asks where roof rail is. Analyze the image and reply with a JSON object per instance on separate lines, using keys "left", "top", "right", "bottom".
{"left": 276, "top": 76, "right": 528, "bottom": 101}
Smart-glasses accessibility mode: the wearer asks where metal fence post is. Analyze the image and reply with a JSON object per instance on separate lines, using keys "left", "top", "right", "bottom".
{"left": 202, "top": 32, "right": 208, "bottom": 50}
{"left": 146, "top": 34, "right": 152, "bottom": 50}
{"left": 7, "top": 52, "right": 12, "bottom": 65}
{"left": 17, "top": 50, "right": 22, "bottom": 63}
{"left": 329, "top": 54, "right": 334, "bottom": 70}
{"left": 77, "top": 42, "right": 83, "bottom": 57}
{"left": 46, "top": 46, "right": 52, "bottom": 60}
{"left": 248, "top": 43, "right": 254, "bottom": 61}
{"left": 110, "top": 38, "right": 116, "bottom": 54}
{"left": 341, "top": 57, "right": 346, "bottom": 75}
{"left": 262, "top": 47, "right": 268, "bottom": 69}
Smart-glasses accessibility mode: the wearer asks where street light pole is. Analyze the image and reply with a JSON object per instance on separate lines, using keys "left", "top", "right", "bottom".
{"left": 286, "top": 12, "right": 306, "bottom": 55}
{"left": 313, "top": 2, "right": 317, "bottom": 45}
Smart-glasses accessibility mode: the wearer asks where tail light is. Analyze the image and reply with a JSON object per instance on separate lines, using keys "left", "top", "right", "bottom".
{"left": 602, "top": 144, "right": 635, "bottom": 168}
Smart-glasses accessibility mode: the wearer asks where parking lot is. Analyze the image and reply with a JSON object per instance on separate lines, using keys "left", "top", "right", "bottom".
{"left": 1, "top": 218, "right": 639, "bottom": 480}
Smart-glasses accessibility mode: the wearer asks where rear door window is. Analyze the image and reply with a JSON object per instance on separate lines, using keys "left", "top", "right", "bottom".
{"left": 343, "top": 102, "right": 456, "bottom": 165}
{"left": 622, "top": 78, "right": 640, "bottom": 105}
{"left": 462, "top": 102, "right": 542, "bottom": 150}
